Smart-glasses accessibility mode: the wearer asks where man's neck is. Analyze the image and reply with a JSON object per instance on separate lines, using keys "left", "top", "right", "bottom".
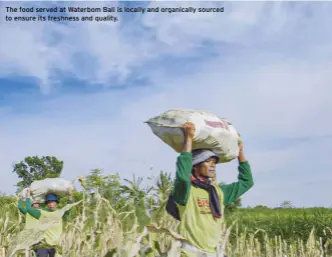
{"left": 191, "top": 174, "right": 214, "bottom": 185}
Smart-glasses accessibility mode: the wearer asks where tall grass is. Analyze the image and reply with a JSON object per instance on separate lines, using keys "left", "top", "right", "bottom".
{"left": 1, "top": 193, "right": 331, "bottom": 257}
{"left": 228, "top": 208, "right": 332, "bottom": 251}
{"left": 1, "top": 175, "right": 331, "bottom": 257}
{"left": 0, "top": 198, "right": 21, "bottom": 257}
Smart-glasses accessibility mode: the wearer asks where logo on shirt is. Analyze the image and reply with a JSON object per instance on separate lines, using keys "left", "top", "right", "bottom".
{"left": 196, "top": 197, "right": 211, "bottom": 215}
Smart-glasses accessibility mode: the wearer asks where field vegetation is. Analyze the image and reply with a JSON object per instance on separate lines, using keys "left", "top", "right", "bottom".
{"left": 0, "top": 157, "right": 331, "bottom": 257}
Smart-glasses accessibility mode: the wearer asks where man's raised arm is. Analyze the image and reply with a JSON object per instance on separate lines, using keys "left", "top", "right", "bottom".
{"left": 172, "top": 122, "right": 195, "bottom": 206}
{"left": 17, "top": 199, "right": 27, "bottom": 214}
{"left": 25, "top": 189, "right": 41, "bottom": 219}
{"left": 218, "top": 136, "right": 254, "bottom": 206}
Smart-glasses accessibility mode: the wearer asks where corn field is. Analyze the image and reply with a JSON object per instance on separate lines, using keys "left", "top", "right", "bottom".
{"left": 0, "top": 171, "right": 331, "bottom": 257}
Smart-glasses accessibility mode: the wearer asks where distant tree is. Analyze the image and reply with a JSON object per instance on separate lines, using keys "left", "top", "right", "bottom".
{"left": 253, "top": 205, "right": 270, "bottom": 210}
{"left": 13, "top": 156, "right": 64, "bottom": 192}
{"left": 280, "top": 200, "right": 293, "bottom": 208}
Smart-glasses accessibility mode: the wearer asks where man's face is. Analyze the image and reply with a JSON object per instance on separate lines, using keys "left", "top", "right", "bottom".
{"left": 47, "top": 201, "right": 57, "bottom": 211}
{"left": 32, "top": 202, "right": 40, "bottom": 208}
{"left": 194, "top": 157, "right": 217, "bottom": 178}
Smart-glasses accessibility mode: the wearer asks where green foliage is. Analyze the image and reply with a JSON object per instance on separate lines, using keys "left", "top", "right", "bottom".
{"left": 102, "top": 175, "right": 123, "bottom": 207}
{"left": 225, "top": 198, "right": 242, "bottom": 216}
{"left": 0, "top": 195, "right": 21, "bottom": 230}
{"left": 252, "top": 205, "right": 270, "bottom": 210}
{"left": 13, "top": 156, "right": 64, "bottom": 192}
{"left": 120, "top": 175, "right": 152, "bottom": 230}
{"left": 3, "top": 167, "right": 332, "bottom": 256}
{"left": 83, "top": 169, "right": 124, "bottom": 209}
{"left": 82, "top": 168, "right": 109, "bottom": 192}
{"left": 0, "top": 195, "right": 16, "bottom": 206}
{"left": 227, "top": 207, "right": 332, "bottom": 254}
{"left": 59, "top": 190, "right": 84, "bottom": 221}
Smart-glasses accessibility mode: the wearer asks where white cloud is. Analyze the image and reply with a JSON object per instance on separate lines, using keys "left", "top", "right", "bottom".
{"left": 0, "top": 1, "right": 331, "bottom": 207}
{"left": 1, "top": 53, "right": 331, "bottom": 207}
{"left": 2, "top": 2, "right": 331, "bottom": 92}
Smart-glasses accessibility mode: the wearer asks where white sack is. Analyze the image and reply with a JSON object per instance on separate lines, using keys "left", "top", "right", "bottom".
{"left": 29, "top": 178, "right": 73, "bottom": 203}
{"left": 145, "top": 109, "right": 240, "bottom": 163}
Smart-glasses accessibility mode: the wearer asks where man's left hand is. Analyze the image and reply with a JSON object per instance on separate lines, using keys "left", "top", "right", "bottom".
{"left": 237, "top": 132, "right": 246, "bottom": 162}
{"left": 26, "top": 188, "right": 31, "bottom": 198}
{"left": 67, "top": 187, "right": 73, "bottom": 196}
{"left": 238, "top": 132, "right": 243, "bottom": 153}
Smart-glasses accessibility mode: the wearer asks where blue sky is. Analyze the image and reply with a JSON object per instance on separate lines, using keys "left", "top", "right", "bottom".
{"left": 1, "top": 1, "right": 332, "bottom": 208}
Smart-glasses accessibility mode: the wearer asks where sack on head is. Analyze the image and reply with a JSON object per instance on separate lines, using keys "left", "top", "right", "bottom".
{"left": 145, "top": 108, "right": 240, "bottom": 163}
{"left": 29, "top": 178, "right": 73, "bottom": 203}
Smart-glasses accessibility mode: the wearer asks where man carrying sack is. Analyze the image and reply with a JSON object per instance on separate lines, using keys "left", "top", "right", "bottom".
{"left": 168, "top": 122, "right": 254, "bottom": 257}
{"left": 25, "top": 188, "right": 74, "bottom": 257}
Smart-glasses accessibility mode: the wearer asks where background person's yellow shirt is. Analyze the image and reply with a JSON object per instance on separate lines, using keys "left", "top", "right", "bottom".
{"left": 39, "top": 209, "right": 63, "bottom": 246}
{"left": 24, "top": 213, "right": 39, "bottom": 229}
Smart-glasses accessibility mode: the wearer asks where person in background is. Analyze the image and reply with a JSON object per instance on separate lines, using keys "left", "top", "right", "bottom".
{"left": 18, "top": 195, "right": 41, "bottom": 257}
{"left": 169, "top": 122, "right": 254, "bottom": 257}
{"left": 18, "top": 195, "right": 40, "bottom": 229}
{"left": 25, "top": 188, "right": 73, "bottom": 257}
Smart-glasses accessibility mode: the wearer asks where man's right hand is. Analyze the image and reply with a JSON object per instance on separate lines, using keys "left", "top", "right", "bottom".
{"left": 182, "top": 122, "right": 196, "bottom": 139}
{"left": 237, "top": 132, "right": 246, "bottom": 163}
{"left": 181, "top": 122, "right": 195, "bottom": 153}
{"left": 26, "top": 188, "right": 31, "bottom": 198}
